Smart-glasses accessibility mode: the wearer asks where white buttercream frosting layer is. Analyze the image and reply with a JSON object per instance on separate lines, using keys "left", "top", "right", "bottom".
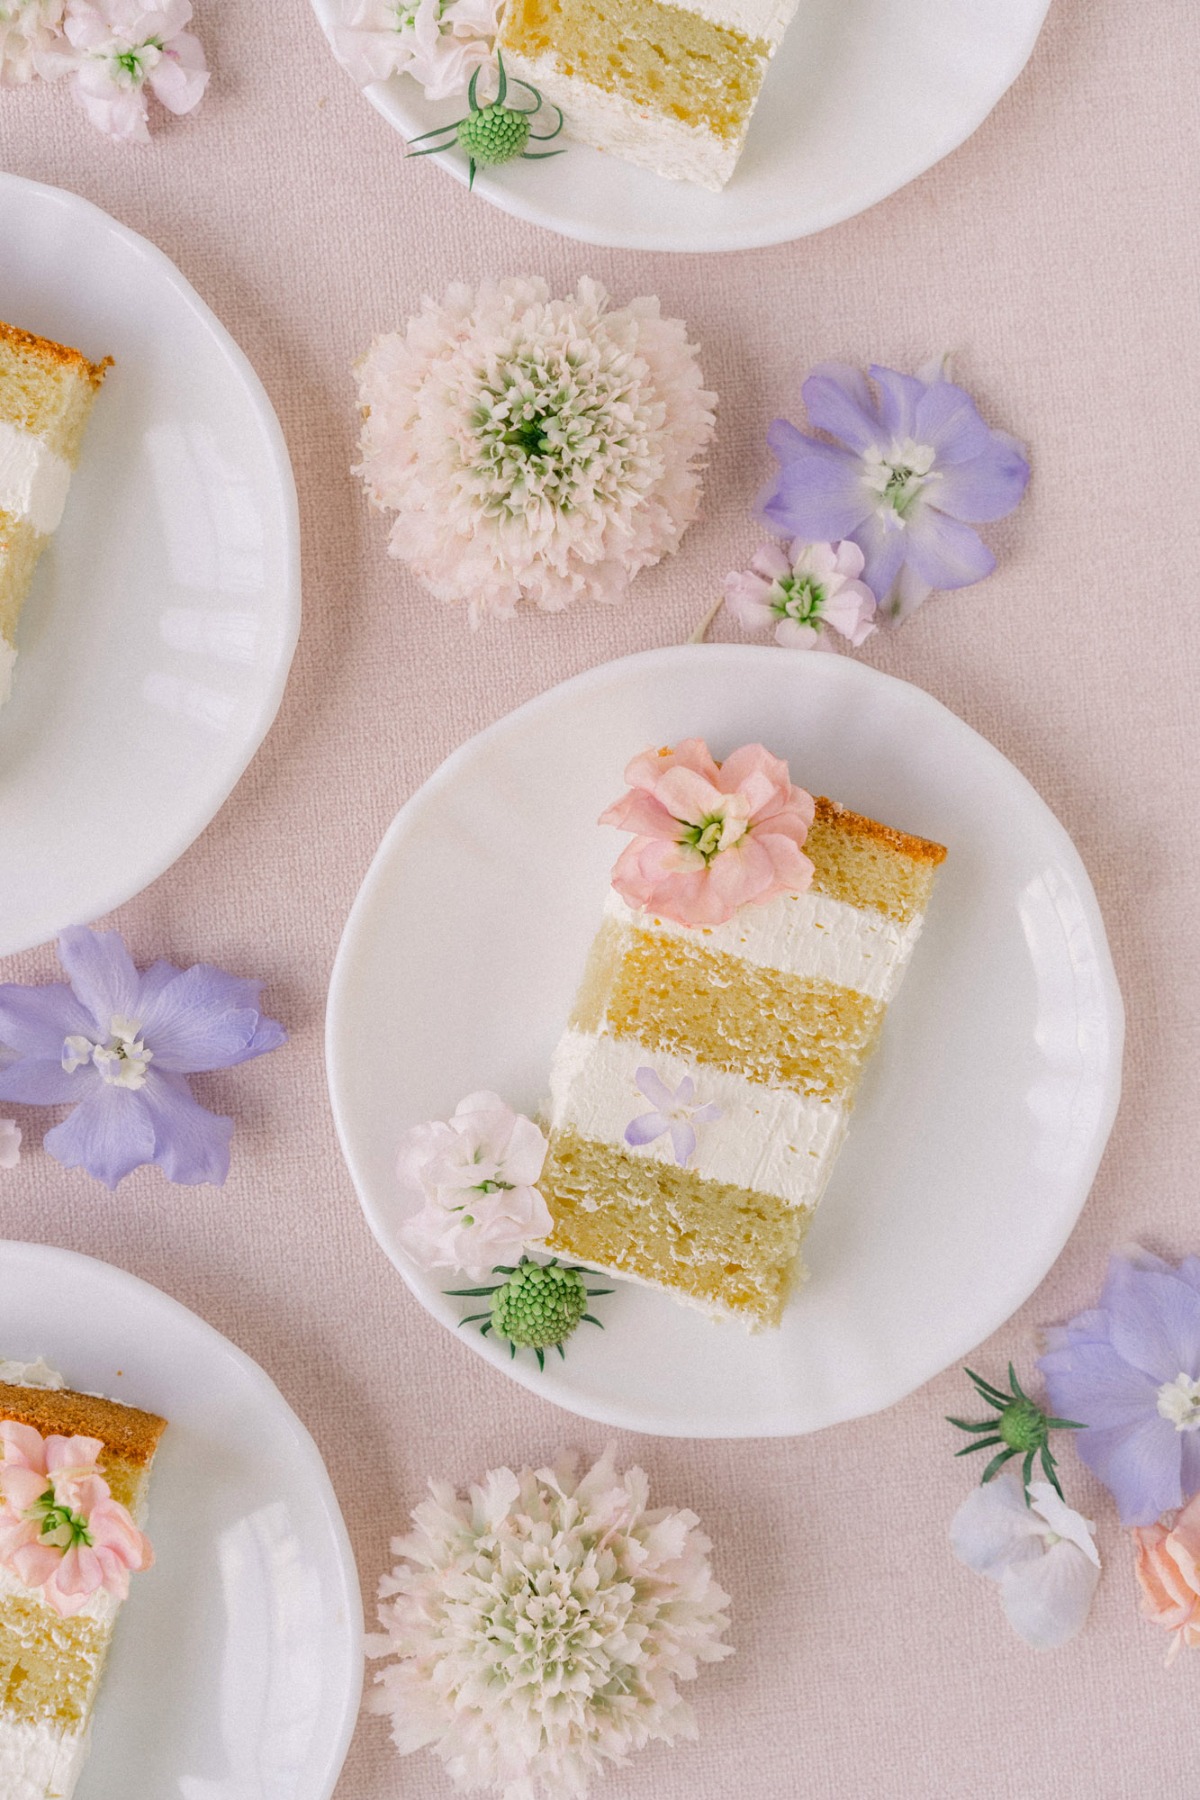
{"left": 0, "top": 1714, "right": 88, "bottom": 1800}
{"left": 550, "top": 1027, "right": 848, "bottom": 1208}
{"left": 0, "top": 1358, "right": 65, "bottom": 1390}
{"left": 0, "top": 421, "right": 71, "bottom": 536}
{"left": 606, "top": 886, "right": 924, "bottom": 1004}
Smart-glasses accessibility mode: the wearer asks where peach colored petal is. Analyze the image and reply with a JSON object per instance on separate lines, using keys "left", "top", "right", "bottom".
{"left": 0, "top": 1420, "right": 49, "bottom": 1472}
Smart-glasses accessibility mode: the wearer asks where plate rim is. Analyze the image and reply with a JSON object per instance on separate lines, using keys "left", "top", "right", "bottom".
{"left": 326, "top": 644, "right": 1124, "bottom": 1437}
{"left": 0, "top": 1236, "right": 364, "bottom": 1800}
{"left": 306, "top": 0, "right": 1053, "bottom": 252}
{"left": 0, "top": 172, "right": 301, "bottom": 956}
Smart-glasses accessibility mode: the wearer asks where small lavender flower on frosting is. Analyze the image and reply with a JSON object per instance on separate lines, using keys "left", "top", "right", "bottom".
{"left": 0, "top": 927, "right": 285, "bottom": 1188}
{"left": 1038, "top": 1249, "right": 1200, "bottom": 1526}
{"left": 724, "top": 538, "right": 877, "bottom": 650}
{"left": 625, "top": 1066, "right": 722, "bottom": 1168}
{"left": 354, "top": 277, "right": 716, "bottom": 623}
{"left": 758, "top": 357, "right": 1029, "bottom": 622}
{"left": 366, "top": 1447, "right": 732, "bottom": 1797}
{"left": 397, "top": 1091, "right": 553, "bottom": 1278}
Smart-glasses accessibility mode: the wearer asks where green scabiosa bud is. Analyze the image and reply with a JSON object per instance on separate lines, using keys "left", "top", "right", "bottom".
{"left": 445, "top": 1257, "right": 612, "bottom": 1370}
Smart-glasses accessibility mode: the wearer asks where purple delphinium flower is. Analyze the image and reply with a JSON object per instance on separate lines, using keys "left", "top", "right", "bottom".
{"left": 0, "top": 927, "right": 285, "bottom": 1189}
{"left": 758, "top": 357, "right": 1029, "bottom": 621}
{"left": 1038, "top": 1251, "right": 1200, "bottom": 1527}
{"left": 624, "top": 1066, "right": 721, "bottom": 1168}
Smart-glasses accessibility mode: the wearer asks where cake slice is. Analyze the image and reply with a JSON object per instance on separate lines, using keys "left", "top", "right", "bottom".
{"left": 540, "top": 783, "right": 946, "bottom": 1329}
{"left": 496, "top": 0, "right": 798, "bottom": 190}
{"left": 0, "top": 321, "right": 110, "bottom": 710}
{"left": 0, "top": 1366, "right": 164, "bottom": 1799}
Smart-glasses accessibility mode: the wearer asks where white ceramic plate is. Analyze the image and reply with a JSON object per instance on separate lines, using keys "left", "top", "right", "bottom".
{"left": 327, "top": 647, "right": 1123, "bottom": 1438}
{"left": 309, "top": 0, "right": 1051, "bottom": 251}
{"left": 0, "top": 175, "right": 300, "bottom": 957}
{"left": 0, "top": 1240, "right": 362, "bottom": 1799}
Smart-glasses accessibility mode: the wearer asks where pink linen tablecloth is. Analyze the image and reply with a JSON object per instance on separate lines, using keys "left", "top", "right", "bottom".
{"left": 3, "top": 2, "right": 1200, "bottom": 1794}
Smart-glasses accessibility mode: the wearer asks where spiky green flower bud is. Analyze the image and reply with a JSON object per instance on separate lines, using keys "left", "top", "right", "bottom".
{"left": 490, "top": 1260, "right": 588, "bottom": 1349}
{"left": 457, "top": 104, "right": 531, "bottom": 169}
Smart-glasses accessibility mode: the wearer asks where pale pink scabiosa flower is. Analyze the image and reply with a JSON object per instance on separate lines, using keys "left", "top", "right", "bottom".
{"left": 0, "top": 0, "right": 62, "bottom": 85}
{"left": 1132, "top": 1491, "right": 1200, "bottom": 1663}
{"left": 0, "top": 1118, "right": 19, "bottom": 1168}
{"left": 602, "top": 738, "right": 814, "bottom": 929}
{"left": 335, "top": 0, "right": 498, "bottom": 101}
{"left": 55, "top": 0, "right": 208, "bottom": 142}
{"left": 625, "top": 1066, "right": 721, "bottom": 1167}
{"left": 0, "top": 1422, "right": 153, "bottom": 1617}
{"left": 353, "top": 276, "right": 716, "bottom": 624}
{"left": 367, "top": 1447, "right": 732, "bottom": 1799}
{"left": 397, "top": 1090, "right": 553, "bottom": 1279}
{"left": 724, "top": 538, "right": 876, "bottom": 651}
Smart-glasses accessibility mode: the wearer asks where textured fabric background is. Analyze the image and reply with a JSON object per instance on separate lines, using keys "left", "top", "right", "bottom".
{"left": 3, "top": 1, "right": 1200, "bottom": 1794}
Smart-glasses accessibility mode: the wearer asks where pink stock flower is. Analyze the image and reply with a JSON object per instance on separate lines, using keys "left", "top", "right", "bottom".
{"left": 0, "top": 0, "right": 63, "bottom": 85}
{"left": 397, "top": 1091, "right": 553, "bottom": 1278}
{"left": 58, "top": 0, "right": 208, "bottom": 142}
{"left": 0, "top": 1421, "right": 153, "bottom": 1617}
{"left": 335, "top": 0, "right": 499, "bottom": 102}
{"left": 1132, "top": 1491, "right": 1200, "bottom": 1663}
{"left": 724, "top": 538, "right": 877, "bottom": 651}
{"left": 601, "top": 738, "right": 815, "bottom": 928}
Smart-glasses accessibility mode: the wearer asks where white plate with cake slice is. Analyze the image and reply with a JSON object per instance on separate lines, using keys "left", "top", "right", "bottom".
{"left": 0, "top": 174, "right": 299, "bottom": 957}
{"left": 0, "top": 1240, "right": 362, "bottom": 1800}
{"left": 326, "top": 645, "right": 1123, "bottom": 1438}
{"left": 309, "top": 0, "right": 1051, "bottom": 251}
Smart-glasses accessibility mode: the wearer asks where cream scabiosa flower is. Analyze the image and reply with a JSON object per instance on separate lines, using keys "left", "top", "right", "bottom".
{"left": 367, "top": 1447, "right": 732, "bottom": 1798}
{"left": 354, "top": 277, "right": 716, "bottom": 624}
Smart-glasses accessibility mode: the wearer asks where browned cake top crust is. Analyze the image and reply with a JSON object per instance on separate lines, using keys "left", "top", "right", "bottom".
{"left": 814, "top": 795, "right": 947, "bottom": 866}
{"left": 0, "top": 319, "right": 112, "bottom": 390}
{"left": 0, "top": 1385, "right": 167, "bottom": 1466}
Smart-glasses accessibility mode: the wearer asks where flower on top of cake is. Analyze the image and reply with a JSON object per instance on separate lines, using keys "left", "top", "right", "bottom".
{"left": 353, "top": 277, "right": 716, "bottom": 624}
{"left": 601, "top": 739, "right": 815, "bottom": 928}
{"left": 334, "top": 0, "right": 499, "bottom": 101}
{"left": 0, "top": 1421, "right": 153, "bottom": 1617}
{"left": 625, "top": 1065, "right": 722, "bottom": 1167}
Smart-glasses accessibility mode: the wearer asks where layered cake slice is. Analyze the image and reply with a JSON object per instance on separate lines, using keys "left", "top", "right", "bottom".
{"left": 539, "top": 741, "right": 946, "bottom": 1329}
{"left": 0, "top": 321, "right": 110, "bottom": 710}
{"left": 0, "top": 1366, "right": 163, "bottom": 1799}
{"left": 496, "top": 0, "right": 798, "bottom": 190}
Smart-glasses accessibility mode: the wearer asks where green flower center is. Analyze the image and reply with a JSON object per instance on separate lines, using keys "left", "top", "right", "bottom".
{"left": 998, "top": 1398, "right": 1049, "bottom": 1453}
{"left": 457, "top": 105, "right": 532, "bottom": 169}
{"left": 864, "top": 439, "right": 937, "bottom": 520}
{"left": 491, "top": 1263, "right": 588, "bottom": 1349}
{"left": 26, "top": 1486, "right": 92, "bottom": 1551}
{"left": 771, "top": 574, "right": 825, "bottom": 625}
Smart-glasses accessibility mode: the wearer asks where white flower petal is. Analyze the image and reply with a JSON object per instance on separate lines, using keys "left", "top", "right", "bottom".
{"left": 998, "top": 1539, "right": 1101, "bottom": 1649}
{"left": 949, "top": 1471, "right": 1045, "bottom": 1578}
{"left": 1028, "top": 1481, "right": 1101, "bottom": 1568}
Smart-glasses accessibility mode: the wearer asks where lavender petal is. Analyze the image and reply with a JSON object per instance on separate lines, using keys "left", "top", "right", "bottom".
{"left": 1073, "top": 1414, "right": 1183, "bottom": 1527}
{"left": 902, "top": 507, "right": 995, "bottom": 590}
{"left": 138, "top": 1070, "right": 234, "bottom": 1185}
{"left": 930, "top": 435, "right": 1030, "bottom": 523}
{"left": 1038, "top": 1338, "right": 1161, "bottom": 1430}
{"left": 668, "top": 1120, "right": 697, "bottom": 1167}
{"left": 0, "top": 1058, "right": 87, "bottom": 1105}
{"left": 43, "top": 1085, "right": 156, "bottom": 1189}
{"left": 138, "top": 964, "right": 285, "bottom": 1073}
{"left": 911, "top": 379, "right": 991, "bottom": 467}
{"left": 1102, "top": 1261, "right": 1200, "bottom": 1383}
{"left": 800, "top": 363, "right": 882, "bottom": 455}
{"left": 635, "top": 1067, "right": 678, "bottom": 1112}
{"left": 57, "top": 927, "right": 142, "bottom": 1033}
{"left": 760, "top": 430, "right": 874, "bottom": 541}
{"left": 0, "top": 982, "right": 96, "bottom": 1056}
{"left": 847, "top": 510, "right": 908, "bottom": 604}
{"left": 625, "top": 1110, "right": 668, "bottom": 1148}
{"left": 868, "top": 365, "right": 924, "bottom": 441}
